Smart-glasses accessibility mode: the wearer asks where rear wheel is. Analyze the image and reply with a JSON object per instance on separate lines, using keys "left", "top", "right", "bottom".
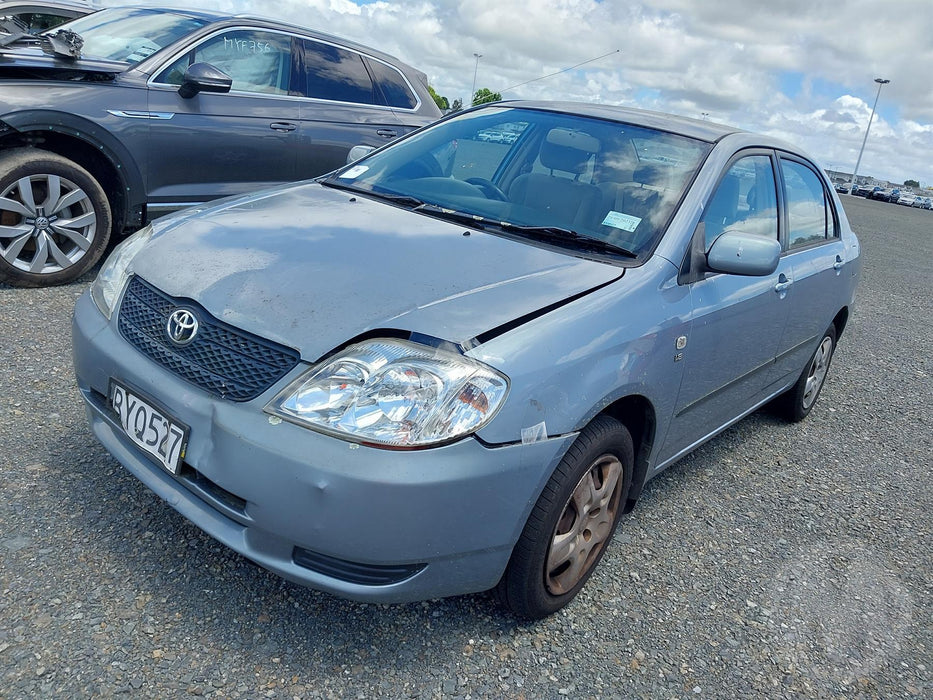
{"left": 496, "top": 415, "right": 633, "bottom": 619}
{"left": 776, "top": 324, "right": 837, "bottom": 422}
{"left": 0, "top": 149, "right": 112, "bottom": 287}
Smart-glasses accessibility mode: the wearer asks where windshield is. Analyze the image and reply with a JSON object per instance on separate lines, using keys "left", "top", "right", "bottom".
{"left": 327, "top": 106, "right": 712, "bottom": 259}
{"left": 49, "top": 8, "right": 210, "bottom": 64}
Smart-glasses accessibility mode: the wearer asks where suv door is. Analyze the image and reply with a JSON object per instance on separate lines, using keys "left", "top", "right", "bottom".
{"left": 663, "top": 152, "right": 791, "bottom": 459}
{"left": 145, "top": 28, "right": 299, "bottom": 210}
{"left": 292, "top": 38, "right": 409, "bottom": 177}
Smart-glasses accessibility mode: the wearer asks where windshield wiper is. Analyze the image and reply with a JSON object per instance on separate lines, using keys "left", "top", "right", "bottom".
{"left": 0, "top": 26, "right": 83, "bottom": 58}
{"left": 321, "top": 181, "right": 425, "bottom": 209}
{"left": 413, "top": 203, "right": 490, "bottom": 229}
{"left": 497, "top": 222, "right": 638, "bottom": 258}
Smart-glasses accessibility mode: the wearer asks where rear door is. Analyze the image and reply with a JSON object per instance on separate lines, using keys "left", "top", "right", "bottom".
{"left": 771, "top": 155, "right": 849, "bottom": 381}
{"left": 292, "top": 38, "right": 410, "bottom": 177}
{"left": 145, "top": 27, "right": 299, "bottom": 209}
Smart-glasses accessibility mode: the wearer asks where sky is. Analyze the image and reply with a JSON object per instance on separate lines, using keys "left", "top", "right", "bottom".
{"left": 103, "top": 0, "right": 933, "bottom": 187}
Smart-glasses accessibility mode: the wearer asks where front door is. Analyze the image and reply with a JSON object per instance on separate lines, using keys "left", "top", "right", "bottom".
{"left": 144, "top": 28, "right": 299, "bottom": 208}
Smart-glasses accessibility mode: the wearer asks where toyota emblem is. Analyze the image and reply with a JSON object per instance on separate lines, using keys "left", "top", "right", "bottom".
{"left": 166, "top": 309, "right": 199, "bottom": 346}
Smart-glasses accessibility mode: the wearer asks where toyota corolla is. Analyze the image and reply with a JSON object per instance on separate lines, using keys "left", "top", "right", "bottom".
{"left": 72, "top": 102, "right": 860, "bottom": 619}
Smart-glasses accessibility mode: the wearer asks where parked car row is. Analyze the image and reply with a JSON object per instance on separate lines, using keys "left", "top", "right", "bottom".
{"left": 838, "top": 183, "right": 932, "bottom": 208}
{"left": 0, "top": 5, "right": 442, "bottom": 287}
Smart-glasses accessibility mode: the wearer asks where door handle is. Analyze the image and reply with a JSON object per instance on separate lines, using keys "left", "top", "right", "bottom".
{"left": 376, "top": 128, "right": 397, "bottom": 138}
{"left": 773, "top": 274, "right": 792, "bottom": 294}
{"left": 270, "top": 122, "right": 297, "bottom": 132}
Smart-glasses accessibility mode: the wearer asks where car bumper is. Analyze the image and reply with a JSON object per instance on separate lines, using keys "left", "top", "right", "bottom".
{"left": 72, "top": 290, "right": 575, "bottom": 603}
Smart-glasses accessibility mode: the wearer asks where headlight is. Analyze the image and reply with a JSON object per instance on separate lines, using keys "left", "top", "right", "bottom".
{"left": 90, "top": 224, "right": 155, "bottom": 319}
{"left": 267, "top": 339, "right": 509, "bottom": 447}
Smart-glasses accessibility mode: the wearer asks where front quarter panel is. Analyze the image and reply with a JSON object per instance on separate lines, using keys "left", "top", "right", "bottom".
{"left": 471, "top": 256, "right": 688, "bottom": 453}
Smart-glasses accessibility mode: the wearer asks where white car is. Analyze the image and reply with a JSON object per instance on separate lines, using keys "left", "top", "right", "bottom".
{"left": 897, "top": 193, "right": 916, "bottom": 206}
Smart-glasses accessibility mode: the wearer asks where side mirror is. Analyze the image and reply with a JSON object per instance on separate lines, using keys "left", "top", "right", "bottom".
{"left": 178, "top": 62, "right": 233, "bottom": 99}
{"left": 347, "top": 145, "right": 376, "bottom": 164}
{"left": 706, "top": 231, "right": 781, "bottom": 276}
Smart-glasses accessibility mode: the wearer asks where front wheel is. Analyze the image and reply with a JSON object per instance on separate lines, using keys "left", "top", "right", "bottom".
{"left": 0, "top": 148, "right": 112, "bottom": 287}
{"left": 495, "top": 415, "right": 633, "bottom": 619}
{"left": 776, "top": 324, "right": 837, "bottom": 422}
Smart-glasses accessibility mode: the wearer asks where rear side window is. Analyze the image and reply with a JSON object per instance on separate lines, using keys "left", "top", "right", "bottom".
{"left": 781, "top": 159, "right": 836, "bottom": 249}
{"left": 367, "top": 59, "right": 418, "bottom": 109}
{"left": 299, "top": 39, "right": 374, "bottom": 104}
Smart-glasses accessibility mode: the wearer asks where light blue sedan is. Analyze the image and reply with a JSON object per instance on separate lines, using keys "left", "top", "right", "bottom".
{"left": 73, "top": 102, "right": 861, "bottom": 618}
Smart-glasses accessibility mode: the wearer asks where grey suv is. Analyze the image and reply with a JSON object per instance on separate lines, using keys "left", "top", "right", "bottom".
{"left": 0, "top": 6, "right": 441, "bottom": 286}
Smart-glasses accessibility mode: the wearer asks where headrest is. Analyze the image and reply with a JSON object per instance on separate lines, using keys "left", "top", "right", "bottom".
{"left": 540, "top": 128, "right": 600, "bottom": 174}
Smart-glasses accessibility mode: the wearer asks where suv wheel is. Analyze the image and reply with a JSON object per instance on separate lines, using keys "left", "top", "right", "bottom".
{"left": 0, "top": 149, "right": 112, "bottom": 287}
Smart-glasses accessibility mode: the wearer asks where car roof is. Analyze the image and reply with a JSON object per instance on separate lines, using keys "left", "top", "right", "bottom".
{"left": 495, "top": 100, "right": 744, "bottom": 143}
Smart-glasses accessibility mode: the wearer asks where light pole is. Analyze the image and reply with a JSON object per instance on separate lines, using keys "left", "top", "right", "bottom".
{"left": 470, "top": 53, "right": 482, "bottom": 106}
{"left": 850, "top": 77, "right": 890, "bottom": 194}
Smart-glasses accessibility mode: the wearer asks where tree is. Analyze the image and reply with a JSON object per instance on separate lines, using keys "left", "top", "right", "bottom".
{"left": 904, "top": 179, "right": 920, "bottom": 188}
{"left": 427, "top": 86, "right": 449, "bottom": 111}
{"left": 472, "top": 88, "right": 502, "bottom": 106}
{"left": 449, "top": 98, "right": 463, "bottom": 113}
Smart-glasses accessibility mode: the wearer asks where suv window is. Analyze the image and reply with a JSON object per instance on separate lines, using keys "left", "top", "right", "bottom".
{"left": 155, "top": 29, "right": 293, "bottom": 95}
{"left": 367, "top": 58, "right": 418, "bottom": 109}
{"left": 299, "top": 38, "right": 374, "bottom": 104}
{"left": 702, "top": 154, "right": 778, "bottom": 249}
{"left": 781, "top": 159, "right": 836, "bottom": 249}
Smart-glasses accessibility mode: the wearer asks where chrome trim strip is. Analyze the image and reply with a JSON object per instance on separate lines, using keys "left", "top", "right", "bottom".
{"left": 108, "top": 110, "right": 175, "bottom": 120}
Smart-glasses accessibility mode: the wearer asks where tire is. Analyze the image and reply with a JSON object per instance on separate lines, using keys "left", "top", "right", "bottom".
{"left": 0, "top": 148, "right": 112, "bottom": 287}
{"left": 777, "top": 324, "right": 837, "bottom": 422}
{"left": 496, "top": 414, "right": 633, "bottom": 619}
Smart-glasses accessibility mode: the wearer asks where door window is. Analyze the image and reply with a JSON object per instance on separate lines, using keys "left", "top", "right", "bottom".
{"left": 155, "top": 30, "right": 293, "bottom": 95}
{"left": 367, "top": 59, "right": 418, "bottom": 109}
{"left": 781, "top": 159, "right": 836, "bottom": 249}
{"left": 299, "top": 39, "right": 375, "bottom": 104}
{"left": 701, "top": 155, "right": 778, "bottom": 249}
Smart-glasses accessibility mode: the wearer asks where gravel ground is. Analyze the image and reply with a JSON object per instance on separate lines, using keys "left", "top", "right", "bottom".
{"left": 1, "top": 195, "right": 930, "bottom": 699}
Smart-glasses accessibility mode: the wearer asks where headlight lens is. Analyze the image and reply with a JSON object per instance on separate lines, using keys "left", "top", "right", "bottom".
{"left": 90, "top": 224, "right": 155, "bottom": 319}
{"left": 267, "top": 339, "right": 509, "bottom": 447}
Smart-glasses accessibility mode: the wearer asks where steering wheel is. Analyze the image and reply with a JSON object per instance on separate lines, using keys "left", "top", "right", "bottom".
{"left": 465, "top": 177, "right": 509, "bottom": 202}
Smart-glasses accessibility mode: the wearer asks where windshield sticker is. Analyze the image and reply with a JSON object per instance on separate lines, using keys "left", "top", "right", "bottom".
{"left": 602, "top": 210, "right": 641, "bottom": 232}
{"left": 339, "top": 165, "right": 369, "bottom": 179}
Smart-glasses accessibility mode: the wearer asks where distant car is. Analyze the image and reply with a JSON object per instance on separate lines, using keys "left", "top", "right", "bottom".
{"left": 897, "top": 193, "right": 917, "bottom": 206}
{"left": 74, "top": 101, "right": 862, "bottom": 619}
{"left": 0, "top": 0, "right": 90, "bottom": 33}
{"left": 834, "top": 182, "right": 850, "bottom": 194}
{"left": 911, "top": 196, "right": 930, "bottom": 209}
{"left": 0, "top": 6, "right": 441, "bottom": 287}
{"left": 854, "top": 184, "right": 874, "bottom": 197}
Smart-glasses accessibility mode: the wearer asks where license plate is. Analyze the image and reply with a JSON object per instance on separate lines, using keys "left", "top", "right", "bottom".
{"left": 110, "top": 381, "right": 189, "bottom": 475}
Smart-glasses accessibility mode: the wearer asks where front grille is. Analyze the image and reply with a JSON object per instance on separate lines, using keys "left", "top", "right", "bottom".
{"left": 118, "top": 276, "right": 300, "bottom": 401}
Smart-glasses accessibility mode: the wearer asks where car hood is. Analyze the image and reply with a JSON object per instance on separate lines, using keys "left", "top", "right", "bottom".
{"left": 0, "top": 47, "right": 126, "bottom": 75}
{"left": 132, "top": 183, "right": 624, "bottom": 360}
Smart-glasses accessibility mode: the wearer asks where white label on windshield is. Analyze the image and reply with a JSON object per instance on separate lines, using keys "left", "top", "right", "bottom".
{"left": 339, "top": 165, "right": 369, "bottom": 179}
{"left": 602, "top": 210, "right": 641, "bottom": 232}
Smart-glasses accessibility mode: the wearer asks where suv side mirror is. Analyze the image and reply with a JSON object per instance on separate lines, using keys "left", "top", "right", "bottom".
{"left": 178, "top": 62, "right": 233, "bottom": 99}
{"left": 347, "top": 145, "right": 375, "bottom": 164}
{"left": 706, "top": 231, "right": 781, "bottom": 276}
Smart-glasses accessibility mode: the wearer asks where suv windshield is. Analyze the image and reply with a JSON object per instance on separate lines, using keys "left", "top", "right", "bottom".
{"left": 327, "top": 106, "right": 711, "bottom": 259}
{"left": 50, "top": 7, "right": 209, "bottom": 64}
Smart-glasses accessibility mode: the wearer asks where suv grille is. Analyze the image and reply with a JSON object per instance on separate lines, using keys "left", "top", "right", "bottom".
{"left": 118, "top": 276, "right": 300, "bottom": 401}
